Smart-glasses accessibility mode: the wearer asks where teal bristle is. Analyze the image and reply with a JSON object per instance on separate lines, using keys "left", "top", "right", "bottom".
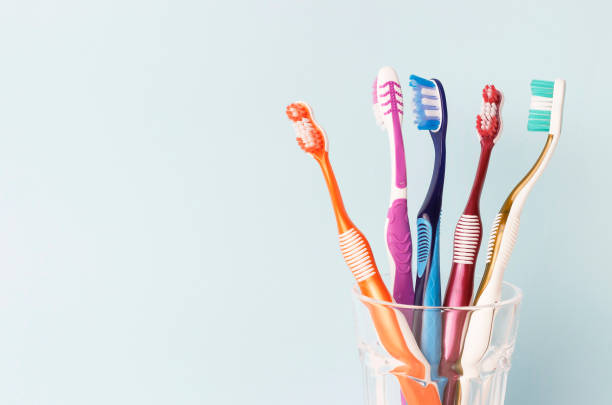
{"left": 527, "top": 79, "right": 554, "bottom": 132}
{"left": 531, "top": 80, "right": 554, "bottom": 98}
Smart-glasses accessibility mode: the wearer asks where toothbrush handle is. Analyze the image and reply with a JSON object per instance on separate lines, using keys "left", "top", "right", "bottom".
{"left": 421, "top": 223, "right": 444, "bottom": 390}
{"left": 459, "top": 129, "right": 550, "bottom": 393}
{"left": 460, "top": 214, "right": 519, "bottom": 380}
{"left": 319, "top": 154, "right": 425, "bottom": 375}
{"left": 439, "top": 261, "right": 475, "bottom": 405}
{"left": 387, "top": 198, "right": 415, "bottom": 306}
{"left": 338, "top": 232, "right": 440, "bottom": 405}
{"left": 317, "top": 153, "right": 441, "bottom": 405}
{"left": 414, "top": 219, "right": 444, "bottom": 392}
{"left": 440, "top": 262, "right": 475, "bottom": 379}
{"left": 414, "top": 132, "right": 445, "bottom": 307}
{"left": 440, "top": 144, "right": 491, "bottom": 383}
{"left": 414, "top": 217, "right": 434, "bottom": 307}
{"left": 475, "top": 214, "right": 520, "bottom": 306}
{"left": 441, "top": 215, "right": 483, "bottom": 370}
{"left": 412, "top": 130, "right": 445, "bottom": 396}
{"left": 444, "top": 263, "right": 476, "bottom": 307}
{"left": 424, "top": 221, "right": 441, "bottom": 307}
{"left": 444, "top": 144, "right": 491, "bottom": 309}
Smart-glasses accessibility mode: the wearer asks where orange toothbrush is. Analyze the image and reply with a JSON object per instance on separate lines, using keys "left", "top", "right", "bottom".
{"left": 286, "top": 101, "right": 441, "bottom": 405}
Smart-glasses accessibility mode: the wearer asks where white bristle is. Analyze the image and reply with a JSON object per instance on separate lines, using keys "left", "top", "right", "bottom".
{"left": 293, "top": 118, "right": 317, "bottom": 148}
{"left": 530, "top": 96, "right": 553, "bottom": 111}
{"left": 421, "top": 88, "right": 438, "bottom": 98}
{"left": 421, "top": 97, "right": 438, "bottom": 107}
{"left": 372, "top": 103, "right": 385, "bottom": 130}
{"left": 425, "top": 109, "right": 441, "bottom": 118}
{"left": 479, "top": 102, "right": 498, "bottom": 130}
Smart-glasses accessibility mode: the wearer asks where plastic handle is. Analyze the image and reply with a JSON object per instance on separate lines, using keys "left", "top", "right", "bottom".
{"left": 460, "top": 215, "right": 520, "bottom": 380}
{"left": 414, "top": 130, "right": 446, "bottom": 307}
{"left": 425, "top": 222, "right": 441, "bottom": 307}
{"left": 441, "top": 214, "right": 482, "bottom": 373}
{"left": 316, "top": 152, "right": 441, "bottom": 404}
{"left": 420, "top": 224, "right": 445, "bottom": 393}
{"left": 440, "top": 154, "right": 491, "bottom": 405}
{"left": 478, "top": 214, "right": 520, "bottom": 305}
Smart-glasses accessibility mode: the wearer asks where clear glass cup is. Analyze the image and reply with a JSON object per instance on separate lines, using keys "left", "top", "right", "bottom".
{"left": 352, "top": 281, "right": 522, "bottom": 405}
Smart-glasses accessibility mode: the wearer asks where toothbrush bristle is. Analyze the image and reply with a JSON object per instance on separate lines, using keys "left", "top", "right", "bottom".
{"left": 372, "top": 78, "right": 378, "bottom": 104}
{"left": 408, "top": 74, "right": 441, "bottom": 131}
{"left": 527, "top": 79, "right": 554, "bottom": 132}
{"left": 372, "top": 78, "right": 385, "bottom": 129}
{"left": 476, "top": 84, "right": 502, "bottom": 140}
{"left": 286, "top": 102, "right": 327, "bottom": 154}
{"left": 373, "top": 67, "right": 403, "bottom": 130}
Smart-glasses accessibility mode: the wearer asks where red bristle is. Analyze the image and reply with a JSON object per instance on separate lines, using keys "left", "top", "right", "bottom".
{"left": 476, "top": 85, "right": 502, "bottom": 139}
{"left": 482, "top": 85, "right": 501, "bottom": 103}
{"left": 286, "top": 103, "right": 308, "bottom": 122}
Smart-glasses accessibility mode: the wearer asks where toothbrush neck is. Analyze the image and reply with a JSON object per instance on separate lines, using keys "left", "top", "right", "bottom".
{"left": 500, "top": 133, "right": 556, "bottom": 215}
{"left": 391, "top": 115, "right": 407, "bottom": 189}
{"left": 316, "top": 153, "right": 354, "bottom": 233}
{"left": 419, "top": 132, "right": 446, "bottom": 220}
{"left": 464, "top": 141, "right": 494, "bottom": 214}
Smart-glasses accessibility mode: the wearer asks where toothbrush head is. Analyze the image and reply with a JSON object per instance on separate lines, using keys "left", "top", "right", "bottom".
{"left": 286, "top": 101, "right": 328, "bottom": 156}
{"left": 408, "top": 75, "right": 443, "bottom": 132}
{"left": 528, "top": 79, "right": 566, "bottom": 137}
{"left": 372, "top": 67, "right": 403, "bottom": 132}
{"left": 476, "top": 84, "right": 503, "bottom": 143}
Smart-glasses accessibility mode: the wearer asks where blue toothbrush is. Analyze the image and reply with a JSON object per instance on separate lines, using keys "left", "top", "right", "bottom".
{"left": 408, "top": 75, "right": 447, "bottom": 395}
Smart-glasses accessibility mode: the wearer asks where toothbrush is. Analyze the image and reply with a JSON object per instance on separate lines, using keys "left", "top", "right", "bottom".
{"left": 372, "top": 67, "right": 415, "bottom": 308}
{"left": 458, "top": 79, "right": 566, "bottom": 401}
{"left": 440, "top": 85, "right": 503, "bottom": 405}
{"left": 408, "top": 75, "right": 447, "bottom": 308}
{"left": 408, "top": 75, "right": 448, "bottom": 390}
{"left": 286, "top": 101, "right": 442, "bottom": 405}
{"left": 372, "top": 65, "right": 414, "bottom": 405}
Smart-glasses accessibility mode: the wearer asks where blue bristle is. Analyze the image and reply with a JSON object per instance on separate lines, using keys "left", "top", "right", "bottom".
{"left": 410, "top": 75, "right": 436, "bottom": 88}
{"left": 408, "top": 75, "right": 441, "bottom": 131}
{"left": 527, "top": 79, "right": 554, "bottom": 132}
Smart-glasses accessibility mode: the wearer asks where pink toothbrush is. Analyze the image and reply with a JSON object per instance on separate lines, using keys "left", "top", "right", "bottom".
{"left": 372, "top": 67, "right": 415, "bottom": 309}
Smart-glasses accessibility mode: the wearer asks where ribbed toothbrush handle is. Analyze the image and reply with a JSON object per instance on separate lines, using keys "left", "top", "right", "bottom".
{"left": 477, "top": 214, "right": 520, "bottom": 305}
{"left": 460, "top": 214, "right": 521, "bottom": 382}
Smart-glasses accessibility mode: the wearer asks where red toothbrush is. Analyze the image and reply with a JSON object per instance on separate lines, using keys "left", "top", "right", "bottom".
{"left": 440, "top": 85, "right": 503, "bottom": 403}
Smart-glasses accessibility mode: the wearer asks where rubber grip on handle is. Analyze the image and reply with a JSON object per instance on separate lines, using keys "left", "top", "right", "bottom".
{"left": 387, "top": 198, "right": 415, "bottom": 306}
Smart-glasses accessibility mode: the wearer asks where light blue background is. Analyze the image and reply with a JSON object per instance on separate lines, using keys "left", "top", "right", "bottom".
{"left": 0, "top": 1, "right": 609, "bottom": 404}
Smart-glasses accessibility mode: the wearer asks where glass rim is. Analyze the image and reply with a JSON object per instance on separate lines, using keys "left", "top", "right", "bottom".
{"left": 352, "top": 280, "right": 522, "bottom": 310}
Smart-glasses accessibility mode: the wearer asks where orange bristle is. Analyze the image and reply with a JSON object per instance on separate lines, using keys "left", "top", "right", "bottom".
{"left": 285, "top": 102, "right": 326, "bottom": 154}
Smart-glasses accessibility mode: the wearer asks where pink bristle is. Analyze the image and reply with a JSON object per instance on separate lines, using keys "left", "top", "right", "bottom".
{"left": 372, "top": 78, "right": 378, "bottom": 104}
